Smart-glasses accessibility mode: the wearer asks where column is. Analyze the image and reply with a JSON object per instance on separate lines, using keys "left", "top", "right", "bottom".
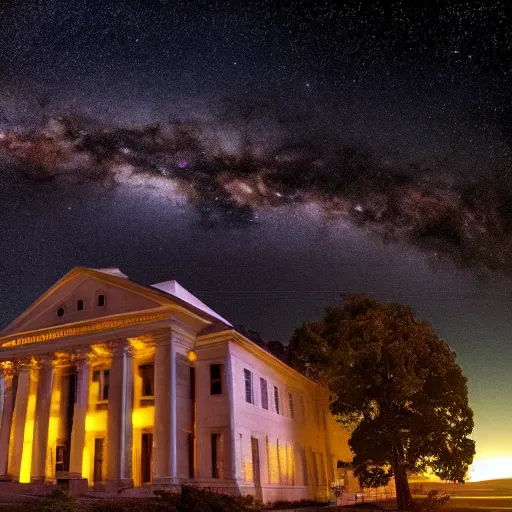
{"left": 8, "top": 361, "right": 31, "bottom": 480}
{"left": 30, "top": 356, "right": 54, "bottom": 482}
{"left": 0, "top": 365, "right": 14, "bottom": 477}
{"left": 106, "top": 340, "right": 133, "bottom": 486}
{"left": 153, "top": 330, "right": 177, "bottom": 482}
{"left": 69, "top": 356, "right": 89, "bottom": 477}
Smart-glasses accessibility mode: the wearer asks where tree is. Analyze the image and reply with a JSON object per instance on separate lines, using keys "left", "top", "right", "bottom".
{"left": 289, "top": 294, "right": 475, "bottom": 510}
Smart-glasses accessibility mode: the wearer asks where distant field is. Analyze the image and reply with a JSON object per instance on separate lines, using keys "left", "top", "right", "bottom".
{"left": 378, "top": 479, "right": 512, "bottom": 511}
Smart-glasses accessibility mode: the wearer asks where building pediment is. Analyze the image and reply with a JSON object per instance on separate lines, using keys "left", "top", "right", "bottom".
{"left": 0, "top": 267, "right": 218, "bottom": 349}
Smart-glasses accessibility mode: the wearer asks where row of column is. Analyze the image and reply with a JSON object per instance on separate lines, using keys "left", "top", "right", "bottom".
{"left": 0, "top": 332, "right": 180, "bottom": 486}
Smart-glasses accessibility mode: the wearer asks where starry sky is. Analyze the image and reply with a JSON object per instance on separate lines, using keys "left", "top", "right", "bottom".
{"left": 0, "top": 0, "right": 511, "bottom": 479}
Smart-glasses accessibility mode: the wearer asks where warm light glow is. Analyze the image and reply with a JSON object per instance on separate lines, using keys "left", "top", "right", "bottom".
{"left": 469, "top": 458, "right": 512, "bottom": 481}
{"left": 187, "top": 350, "right": 197, "bottom": 363}
{"left": 85, "top": 410, "right": 107, "bottom": 433}
{"left": 132, "top": 406, "right": 155, "bottom": 429}
{"left": 19, "top": 377, "right": 38, "bottom": 483}
{"left": 45, "top": 378, "right": 61, "bottom": 479}
{"left": 267, "top": 441, "right": 280, "bottom": 483}
{"left": 244, "top": 459, "right": 254, "bottom": 482}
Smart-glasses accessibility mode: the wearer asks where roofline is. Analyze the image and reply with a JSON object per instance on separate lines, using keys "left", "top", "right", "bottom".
{"left": 1, "top": 267, "right": 229, "bottom": 337}
{"left": 198, "top": 328, "right": 326, "bottom": 393}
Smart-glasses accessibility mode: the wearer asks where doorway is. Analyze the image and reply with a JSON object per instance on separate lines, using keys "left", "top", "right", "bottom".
{"left": 93, "top": 438, "right": 104, "bottom": 482}
{"left": 141, "top": 432, "right": 153, "bottom": 484}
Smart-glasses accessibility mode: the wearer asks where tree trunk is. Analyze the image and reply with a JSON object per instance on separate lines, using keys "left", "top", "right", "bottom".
{"left": 393, "top": 462, "right": 412, "bottom": 510}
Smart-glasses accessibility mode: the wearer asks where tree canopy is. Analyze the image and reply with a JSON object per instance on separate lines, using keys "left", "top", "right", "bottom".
{"left": 289, "top": 294, "right": 475, "bottom": 509}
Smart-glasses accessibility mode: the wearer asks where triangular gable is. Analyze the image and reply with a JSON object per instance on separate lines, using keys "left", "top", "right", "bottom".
{"left": 1, "top": 267, "right": 216, "bottom": 338}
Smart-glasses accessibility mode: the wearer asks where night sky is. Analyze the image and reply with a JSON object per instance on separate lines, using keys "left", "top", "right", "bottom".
{"left": 0, "top": 0, "right": 511, "bottom": 479}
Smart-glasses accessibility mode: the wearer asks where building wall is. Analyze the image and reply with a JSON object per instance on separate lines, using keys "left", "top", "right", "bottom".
{"left": 195, "top": 334, "right": 353, "bottom": 504}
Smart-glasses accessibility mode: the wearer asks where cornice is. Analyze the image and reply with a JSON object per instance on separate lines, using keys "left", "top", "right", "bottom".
{"left": 0, "top": 307, "right": 172, "bottom": 349}
{"left": 198, "top": 328, "right": 323, "bottom": 393}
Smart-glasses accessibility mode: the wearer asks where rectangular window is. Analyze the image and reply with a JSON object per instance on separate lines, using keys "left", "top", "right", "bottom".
{"left": 260, "top": 378, "right": 268, "bottom": 410}
{"left": 211, "top": 433, "right": 220, "bottom": 478}
{"left": 288, "top": 392, "right": 294, "bottom": 419}
{"left": 210, "top": 364, "right": 222, "bottom": 395}
{"left": 273, "top": 385, "right": 280, "bottom": 414}
{"left": 139, "top": 364, "right": 154, "bottom": 397}
{"left": 244, "top": 369, "right": 253, "bottom": 404}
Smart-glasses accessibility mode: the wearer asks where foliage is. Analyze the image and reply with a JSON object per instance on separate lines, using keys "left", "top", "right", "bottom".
{"left": 41, "top": 488, "right": 76, "bottom": 512}
{"left": 90, "top": 498, "right": 176, "bottom": 512}
{"left": 353, "top": 462, "right": 392, "bottom": 489}
{"left": 90, "top": 487, "right": 255, "bottom": 512}
{"left": 267, "top": 499, "right": 328, "bottom": 509}
{"left": 289, "top": 294, "right": 475, "bottom": 510}
{"left": 409, "top": 490, "right": 450, "bottom": 512}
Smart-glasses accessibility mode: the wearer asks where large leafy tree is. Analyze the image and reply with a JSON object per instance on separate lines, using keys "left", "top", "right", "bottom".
{"left": 289, "top": 294, "right": 475, "bottom": 510}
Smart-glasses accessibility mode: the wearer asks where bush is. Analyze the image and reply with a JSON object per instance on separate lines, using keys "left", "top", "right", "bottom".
{"left": 90, "top": 498, "right": 177, "bottom": 512}
{"left": 409, "top": 490, "right": 450, "bottom": 512}
{"left": 174, "top": 485, "right": 250, "bottom": 512}
{"left": 41, "top": 488, "right": 76, "bottom": 512}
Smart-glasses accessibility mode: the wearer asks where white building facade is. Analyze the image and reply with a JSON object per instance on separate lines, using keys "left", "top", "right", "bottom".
{"left": 0, "top": 267, "right": 352, "bottom": 502}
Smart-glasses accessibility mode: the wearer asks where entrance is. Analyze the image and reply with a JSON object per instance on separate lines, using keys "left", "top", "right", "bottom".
{"left": 93, "top": 438, "right": 104, "bottom": 482}
{"left": 141, "top": 432, "right": 153, "bottom": 484}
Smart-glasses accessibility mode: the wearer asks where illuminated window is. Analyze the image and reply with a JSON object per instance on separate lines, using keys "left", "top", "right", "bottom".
{"left": 273, "top": 385, "right": 280, "bottom": 414}
{"left": 77, "top": 299, "right": 84, "bottom": 311}
{"left": 97, "top": 294, "right": 105, "bottom": 307}
{"left": 288, "top": 392, "right": 294, "bottom": 419}
{"left": 210, "top": 364, "right": 222, "bottom": 395}
{"left": 93, "top": 369, "right": 110, "bottom": 401}
{"left": 244, "top": 369, "right": 253, "bottom": 404}
{"left": 260, "top": 378, "right": 268, "bottom": 410}
{"left": 139, "top": 364, "right": 154, "bottom": 397}
{"left": 57, "top": 307, "right": 65, "bottom": 317}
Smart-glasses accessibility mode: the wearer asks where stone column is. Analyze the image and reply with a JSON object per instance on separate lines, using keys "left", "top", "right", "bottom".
{"left": 69, "top": 355, "right": 89, "bottom": 477}
{"left": 30, "top": 355, "right": 54, "bottom": 482}
{"left": 106, "top": 340, "right": 133, "bottom": 487}
{"left": 8, "top": 361, "right": 31, "bottom": 480}
{"left": 153, "top": 330, "right": 177, "bottom": 482}
{"left": 0, "top": 364, "right": 15, "bottom": 477}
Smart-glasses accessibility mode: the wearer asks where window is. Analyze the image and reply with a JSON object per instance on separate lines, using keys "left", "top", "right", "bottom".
{"left": 211, "top": 433, "right": 221, "bottom": 478}
{"left": 139, "top": 364, "right": 154, "bottom": 397}
{"left": 260, "top": 378, "right": 268, "bottom": 410}
{"left": 210, "top": 364, "right": 222, "bottom": 395}
{"left": 57, "top": 306, "right": 65, "bottom": 317}
{"left": 77, "top": 299, "right": 84, "bottom": 311}
{"left": 97, "top": 294, "right": 105, "bottom": 307}
{"left": 273, "top": 385, "right": 280, "bottom": 414}
{"left": 244, "top": 369, "right": 253, "bottom": 404}
{"left": 93, "top": 369, "right": 110, "bottom": 401}
{"left": 288, "top": 392, "right": 294, "bottom": 419}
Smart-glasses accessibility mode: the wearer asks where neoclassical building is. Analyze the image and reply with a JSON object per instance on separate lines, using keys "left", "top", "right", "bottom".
{"left": 0, "top": 267, "right": 352, "bottom": 502}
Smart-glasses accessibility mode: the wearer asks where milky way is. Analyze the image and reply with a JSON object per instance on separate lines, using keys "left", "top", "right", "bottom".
{"left": 1, "top": 113, "right": 511, "bottom": 274}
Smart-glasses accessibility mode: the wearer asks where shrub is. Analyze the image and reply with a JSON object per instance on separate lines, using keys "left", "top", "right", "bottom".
{"left": 409, "top": 490, "right": 450, "bottom": 512}
{"left": 41, "top": 488, "right": 76, "bottom": 512}
{"left": 90, "top": 498, "right": 177, "bottom": 512}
